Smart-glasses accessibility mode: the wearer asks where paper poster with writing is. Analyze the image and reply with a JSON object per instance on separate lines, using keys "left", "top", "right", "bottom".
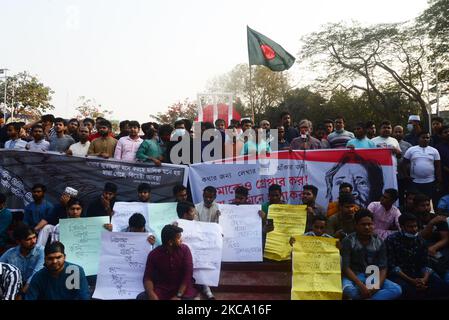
{"left": 264, "top": 204, "right": 307, "bottom": 261}
{"left": 218, "top": 204, "right": 262, "bottom": 262}
{"left": 93, "top": 232, "right": 152, "bottom": 300}
{"left": 111, "top": 202, "right": 150, "bottom": 232}
{"left": 291, "top": 235, "right": 342, "bottom": 300}
{"left": 59, "top": 216, "right": 109, "bottom": 276}
{"left": 176, "top": 219, "right": 223, "bottom": 286}
{"left": 148, "top": 203, "right": 178, "bottom": 246}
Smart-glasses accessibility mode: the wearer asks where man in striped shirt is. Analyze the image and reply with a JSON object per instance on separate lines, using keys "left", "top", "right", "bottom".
{"left": 0, "top": 262, "right": 22, "bottom": 300}
{"left": 327, "top": 116, "right": 355, "bottom": 149}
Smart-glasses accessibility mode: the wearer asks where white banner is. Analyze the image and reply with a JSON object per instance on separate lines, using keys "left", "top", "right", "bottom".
{"left": 189, "top": 149, "right": 397, "bottom": 209}
{"left": 176, "top": 219, "right": 223, "bottom": 287}
{"left": 93, "top": 232, "right": 152, "bottom": 300}
{"left": 218, "top": 204, "right": 263, "bottom": 262}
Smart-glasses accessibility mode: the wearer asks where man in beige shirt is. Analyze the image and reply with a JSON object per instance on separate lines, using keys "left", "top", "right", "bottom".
{"left": 87, "top": 119, "right": 117, "bottom": 158}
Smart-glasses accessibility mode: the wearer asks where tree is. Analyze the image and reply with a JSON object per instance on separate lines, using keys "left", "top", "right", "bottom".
{"left": 150, "top": 99, "right": 197, "bottom": 124}
{"left": 0, "top": 71, "right": 54, "bottom": 119}
{"left": 75, "top": 96, "right": 113, "bottom": 119}
{"left": 207, "top": 63, "right": 292, "bottom": 123}
{"left": 299, "top": 21, "right": 432, "bottom": 126}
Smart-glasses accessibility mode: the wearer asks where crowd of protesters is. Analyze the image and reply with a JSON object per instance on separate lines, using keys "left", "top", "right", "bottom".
{"left": 1, "top": 110, "right": 449, "bottom": 300}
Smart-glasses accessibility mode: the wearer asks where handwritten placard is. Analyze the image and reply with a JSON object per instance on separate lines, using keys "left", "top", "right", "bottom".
{"left": 59, "top": 216, "right": 109, "bottom": 276}
{"left": 176, "top": 219, "right": 223, "bottom": 286}
{"left": 93, "top": 232, "right": 152, "bottom": 300}
{"left": 264, "top": 204, "right": 307, "bottom": 261}
{"left": 218, "top": 204, "right": 262, "bottom": 262}
{"left": 292, "top": 235, "right": 342, "bottom": 300}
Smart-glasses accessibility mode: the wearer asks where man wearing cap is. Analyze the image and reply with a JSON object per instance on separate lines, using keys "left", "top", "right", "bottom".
{"left": 404, "top": 115, "right": 423, "bottom": 146}
{"left": 290, "top": 119, "right": 322, "bottom": 150}
{"left": 85, "top": 182, "right": 117, "bottom": 218}
{"left": 25, "top": 241, "right": 90, "bottom": 300}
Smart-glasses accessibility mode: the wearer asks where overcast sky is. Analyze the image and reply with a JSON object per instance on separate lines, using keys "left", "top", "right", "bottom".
{"left": 0, "top": 0, "right": 429, "bottom": 121}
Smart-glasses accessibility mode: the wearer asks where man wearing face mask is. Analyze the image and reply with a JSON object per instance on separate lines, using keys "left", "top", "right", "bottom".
{"left": 404, "top": 115, "right": 423, "bottom": 146}
{"left": 386, "top": 213, "right": 449, "bottom": 299}
{"left": 327, "top": 116, "right": 355, "bottom": 149}
{"left": 290, "top": 119, "right": 322, "bottom": 150}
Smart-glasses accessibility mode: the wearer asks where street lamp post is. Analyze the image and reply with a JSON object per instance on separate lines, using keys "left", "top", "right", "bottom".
{"left": 0, "top": 68, "right": 8, "bottom": 121}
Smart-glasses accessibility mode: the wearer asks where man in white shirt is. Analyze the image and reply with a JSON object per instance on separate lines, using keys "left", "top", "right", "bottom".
{"left": 195, "top": 186, "right": 220, "bottom": 223}
{"left": 66, "top": 126, "right": 90, "bottom": 157}
{"left": 26, "top": 124, "right": 50, "bottom": 152}
{"left": 4, "top": 123, "right": 27, "bottom": 150}
{"left": 114, "top": 120, "right": 143, "bottom": 162}
{"left": 402, "top": 131, "right": 442, "bottom": 206}
{"left": 371, "top": 120, "right": 402, "bottom": 156}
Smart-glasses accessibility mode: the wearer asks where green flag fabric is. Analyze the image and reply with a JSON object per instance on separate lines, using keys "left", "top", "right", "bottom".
{"left": 247, "top": 26, "right": 295, "bottom": 71}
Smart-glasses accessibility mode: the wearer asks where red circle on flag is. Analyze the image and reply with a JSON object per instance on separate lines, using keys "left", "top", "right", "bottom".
{"left": 260, "top": 44, "right": 276, "bottom": 60}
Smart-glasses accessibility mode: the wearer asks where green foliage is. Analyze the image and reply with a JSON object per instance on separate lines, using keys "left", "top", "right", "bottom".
{"left": 150, "top": 99, "right": 197, "bottom": 124}
{"left": 0, "top": 71, "right": 54, "bottom": 119}
{"left": 75, "top": 96, "right": 113, "bottom": 119}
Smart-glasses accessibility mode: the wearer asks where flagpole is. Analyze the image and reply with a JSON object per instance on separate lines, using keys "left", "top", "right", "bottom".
{"left": 248, "top": 64, "right": 255, "bottom": 123}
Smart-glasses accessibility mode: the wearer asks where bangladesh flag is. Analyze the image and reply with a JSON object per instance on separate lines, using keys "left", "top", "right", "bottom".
{"left": 247, "top": 26, "right": 295, "bottom": 72}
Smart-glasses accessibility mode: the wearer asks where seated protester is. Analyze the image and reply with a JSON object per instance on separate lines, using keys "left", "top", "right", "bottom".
{"left": 0, "top": 225, "right": 44, "bottom": 295}
{"left": 103, "top": 213, "right": 156, "bottom": 247}
{"left": 346, "top": 122, "right": 376, "bottom": 149}
{"left": 386, "top": 213, "right": 449, "bottom": 299}
{"left": 195, "top": 186, "right": 220, "bottom": 223}
{"left": 173, "top": 184, "right": 188, "bottom": 203}
{"left": 400, "top": 188, "right": 418, "bottom": 215}
{"left": 260, "top": 184, "right": 285, "bottom": 248}
{"left": 85, "top": 182, "right": 117, "bottom": 218}
{"left": 176, "top": 201, "right": 197, "bottom": 221}
{"left": 114, "top": 120, "right": 143, "bottom": 162}
{"left": 48, "top": 118, "right": 75, "bottom": 152}
{"left": 327, "top": 182, "right": 360, "bottom": 217}
{"left": 25, "top": 241, "right": 90, "bottom": 300}
{"left": 4, "top": 122, "right": 27, "bottom": 150}
{"left": 66, "top": 126, "right": 90, "bottom": 157}
{"left": 231, "top": 186, "right": 250, "bottom": 205}
{"left": 25, "top": 124, "right": 50, "bottom": 152}
{"left": 437, "top": 193, "right": 449, "bottom": 216}
{"left": 413, "top": 194, "right": 449, "bottom": 278}
{"left": 136, "top": 125, "right": 164, "bottom": 166}
{"left": 38, "top": 198, "right": 84, "bottom": 245}
{"left": 0, "top": 193, "right": 13, "bottom": 253}
{"left": 137, "top": 183, "right": 152, "bottom": 203}
{"left": 87, "top": 119, "right": 118, "bottom": 159}
{"left": 0, "top": 262, "right": 22, "bottom": 300}
{"left": 24, "top": 184, "right": 54, "bottom": 233}
{"left": 139, "top": 224, "right": 199, "bottom": 300}
{"left": 367, "top": 189, "right": 401, "bottom": 240}
{"left": 290, "top": 215, "right": 333, "bottom": 247}
{"left": 326, "top": 193, "right": 358, "bottom": 240}
{"left": 302, "top": 184, "right": 326, "bottom": 232}
{"left": 341, "top": 209, "right": 402, "bottom": 300}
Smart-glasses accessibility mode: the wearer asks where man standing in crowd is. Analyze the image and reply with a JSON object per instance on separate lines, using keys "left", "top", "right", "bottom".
{"left": 431, "top": 117, "right": 444, "bottom": 147}
{"left": 66, "top": 126, "right": 90, "bottom": 157}
{"left": 291, "top": 119, "right": 322, "bottom": 150}
{"left": 25, "top": 124, "right": 50, "bottom": 152}
{"left": 366, "top": 121, "right": 377, "bottom": 139}
{"left": 405, "top": 115, "right": 423, "bottom": 146}
{"left": 279, "top": 111, "right": 299, "bottom": 143}
{"left": 4, "top": 123, "right": 26, "bottom": 150}
{"left": 393, "top": 125, "right": 413, "bottom": 205}
{"left": 49, "top": 118, "right": 75, "bottom": 152}
{"left": 87, "top": 119, "right": 117, "bottom": 158}
{"left": 403, "top": 131, "right": 442, "bottom": 206}
{"left": 346, "top": 122, "right": 376, "bottom": 149}
{"left": 67, "top": 119, "right": 80, "bottom": 143}
{"left": 327, "top": 116, "right": 355, "bottom": 149}
{"left": 114, "top": 120, "right": 143, "bottom": 162}
{"left": 435, "top": 125, "right": 449, "bottom": 192}
{"left": 371, "top": 121, "right": 402, "bottom": 157}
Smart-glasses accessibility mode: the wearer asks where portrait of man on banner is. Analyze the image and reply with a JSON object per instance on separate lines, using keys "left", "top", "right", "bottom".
{"left": 324, "top": 151, "right": 384, "bottom": 208}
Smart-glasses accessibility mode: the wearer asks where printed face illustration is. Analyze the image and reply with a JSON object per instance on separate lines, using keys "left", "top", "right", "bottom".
{"left": 330, "top": 163, "right": 370, "bottom": 207}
